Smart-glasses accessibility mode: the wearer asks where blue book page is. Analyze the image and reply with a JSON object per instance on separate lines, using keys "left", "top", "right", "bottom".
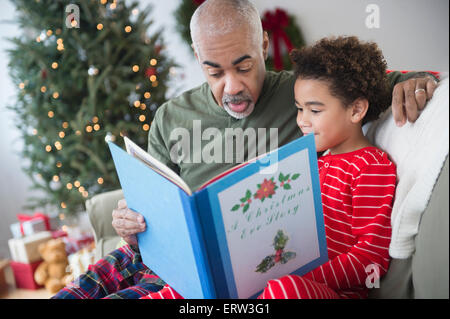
{"left": 204, "top": 134, "right": 328, "bottom": 299}
{"left": 108, "top": 142, "right": 208, "bottom": 298}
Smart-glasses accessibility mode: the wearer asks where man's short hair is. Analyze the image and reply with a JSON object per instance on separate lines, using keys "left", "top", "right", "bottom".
{"left": 190, "top": 0, "right": 263, "bottom": 54}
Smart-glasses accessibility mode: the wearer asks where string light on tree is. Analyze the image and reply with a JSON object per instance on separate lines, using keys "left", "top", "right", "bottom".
{"left": 88, "top": 65, "right": 99, "bottom": 76}
{"left": 54, "top": 141, "right": 62, "bottom": 150}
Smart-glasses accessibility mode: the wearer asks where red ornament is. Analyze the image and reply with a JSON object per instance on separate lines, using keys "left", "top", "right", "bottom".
{"left": 145, "top": 67, "right": 156, "bottom": 77}
{"left": 41, "top": 69, "right": 47, "bottom": 79}
{"left": 261, "top": 8, "right": 294, "bottom": 71}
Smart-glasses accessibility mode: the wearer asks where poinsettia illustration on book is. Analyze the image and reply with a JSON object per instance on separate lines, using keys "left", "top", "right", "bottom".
{"left": 231, "top": 172, "right": 301, "bottom": 213}
{"left": 255, "top": 230, "right": 297, "bottom": 273}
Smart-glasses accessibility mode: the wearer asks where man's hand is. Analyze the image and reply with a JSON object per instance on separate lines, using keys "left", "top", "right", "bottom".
{"left": 392, "top": 76, "right": 438, "bottom": 126}
{"left": 112, "top": 199, "right": 146, "bottom": 246}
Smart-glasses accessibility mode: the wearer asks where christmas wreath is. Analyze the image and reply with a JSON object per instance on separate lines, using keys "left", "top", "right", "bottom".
{"left": 174, "top": 1, "right": 305, "bottom": 71}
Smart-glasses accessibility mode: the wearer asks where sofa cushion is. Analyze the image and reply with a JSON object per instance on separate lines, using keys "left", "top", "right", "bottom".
{"left": 86, "top": 189, "right": 124, "bottom": 259}
{"left": 366, "top": 77, "right": 449, "bottom": 259}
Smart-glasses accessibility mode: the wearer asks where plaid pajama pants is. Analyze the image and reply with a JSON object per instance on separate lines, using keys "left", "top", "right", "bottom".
{"left": 52, "top": 245, "right": 183, "bottom": 299}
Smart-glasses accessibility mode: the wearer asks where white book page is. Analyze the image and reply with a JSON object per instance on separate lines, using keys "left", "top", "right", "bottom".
{"left": 124, "top": 136, "right": 192, "bottom": 195}
{"left": 217, "top": 149, "right": 321, "bottom": 299}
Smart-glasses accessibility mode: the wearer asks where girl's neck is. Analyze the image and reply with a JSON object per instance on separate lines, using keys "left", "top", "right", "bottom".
{"left": 328, "top": 129, "right": 372, "bottom": 155}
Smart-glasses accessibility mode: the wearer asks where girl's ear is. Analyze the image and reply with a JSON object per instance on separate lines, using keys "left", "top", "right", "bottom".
{"left": 350, "top": 98, "right": 369, "bottom": 124}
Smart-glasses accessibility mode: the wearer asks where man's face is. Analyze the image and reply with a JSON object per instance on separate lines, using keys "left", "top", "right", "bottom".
{"left": 193, "top": 29, "right": 268, "bottom": 119}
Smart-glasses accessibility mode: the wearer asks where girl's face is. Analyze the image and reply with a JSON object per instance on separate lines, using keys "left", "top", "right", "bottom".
{"left": 294, "top": 78, "right": 354, "bottom": 153}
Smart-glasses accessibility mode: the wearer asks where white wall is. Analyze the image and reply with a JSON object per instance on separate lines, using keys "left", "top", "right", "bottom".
{"left": 0, "top": 1, "right": 40, "bottom": 259}
{"left": 0, "top": 0, "right": 448, "bottom": 259}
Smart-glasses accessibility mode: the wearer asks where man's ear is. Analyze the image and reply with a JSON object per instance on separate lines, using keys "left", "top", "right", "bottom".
{"left": 350, "top": 98, "right": 369, "bottom": 124}
{"left": 191, "top": 43, "right": 200, "bottom": 62}
{"left": 262, "top": 31, "right": 269, "bottom": 60}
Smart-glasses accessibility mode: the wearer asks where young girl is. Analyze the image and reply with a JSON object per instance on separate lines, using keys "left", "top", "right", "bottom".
{"left": 259, "top": 36, "right": 397, "bottom": 299}
{"left": 139, "top": 36, "right": 397, "bottom": 300}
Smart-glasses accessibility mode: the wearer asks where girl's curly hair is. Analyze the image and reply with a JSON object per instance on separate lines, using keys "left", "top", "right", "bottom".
{"left": 290, "top": 36, "right": 391, "bottom": 124}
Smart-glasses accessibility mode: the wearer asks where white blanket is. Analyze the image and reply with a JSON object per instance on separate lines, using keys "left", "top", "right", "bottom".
{"left": 366, "top": 77, "right": 449, "bottom": 259}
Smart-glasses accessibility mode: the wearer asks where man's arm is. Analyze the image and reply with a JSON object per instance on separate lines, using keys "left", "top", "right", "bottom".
{"left": 387, "top": 71, "right": 439, "bottom": 126}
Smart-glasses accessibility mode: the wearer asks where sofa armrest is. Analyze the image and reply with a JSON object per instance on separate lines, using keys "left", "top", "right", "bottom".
{"left": 412, "top": 156, "right": 449, "bottom": 298}
{"left": 86, "top": 189, "right": 124, "bottom": 249}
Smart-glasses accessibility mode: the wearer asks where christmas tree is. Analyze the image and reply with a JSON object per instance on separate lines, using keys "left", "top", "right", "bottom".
{"left": 7, "top": 0, "right": 175, "bottom": 215}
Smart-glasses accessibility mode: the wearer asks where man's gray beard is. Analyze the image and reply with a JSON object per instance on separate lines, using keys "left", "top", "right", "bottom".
{"left": 223, "top": 101, "right": 255, "bottom": 119}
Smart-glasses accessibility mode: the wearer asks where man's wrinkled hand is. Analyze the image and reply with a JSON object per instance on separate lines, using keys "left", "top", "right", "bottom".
{"left": 392, "top": 76, "right": 438, "bottom": 126}
{"left": 112, "top": 199, "right": 146, "bottom": 246}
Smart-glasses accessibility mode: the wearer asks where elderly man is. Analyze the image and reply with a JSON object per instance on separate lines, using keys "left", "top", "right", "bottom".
{"left": 53, "top": 0, "right": 438, "bottom": 299}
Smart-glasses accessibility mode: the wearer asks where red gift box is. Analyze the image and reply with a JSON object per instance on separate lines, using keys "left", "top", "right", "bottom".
{"left": 63, "top": 234, "right": 94, "bottom": 255}
{"left": 10, "top": 260, "right": 43, "bottom": 290}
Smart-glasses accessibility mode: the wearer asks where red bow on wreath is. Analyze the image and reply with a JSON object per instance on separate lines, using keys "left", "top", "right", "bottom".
{"left": 192, "top": 0, "right": 205, "bottom": 6}
{"left": 262, "top": 8, "right": 294, "bottom": 71}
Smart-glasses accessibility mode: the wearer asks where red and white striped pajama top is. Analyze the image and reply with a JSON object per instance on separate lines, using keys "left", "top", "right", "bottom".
{"left": 260, "top": 146, "right": 397, "bottom": 299}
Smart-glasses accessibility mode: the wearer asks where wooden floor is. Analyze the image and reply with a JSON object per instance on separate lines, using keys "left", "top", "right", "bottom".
{"left": 0, "top": 262, "right": 52, "bottom": 299}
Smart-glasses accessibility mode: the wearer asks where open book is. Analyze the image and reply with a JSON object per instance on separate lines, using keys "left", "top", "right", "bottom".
{"left": 108, "top": 133, "right": 328, "bottom": 299}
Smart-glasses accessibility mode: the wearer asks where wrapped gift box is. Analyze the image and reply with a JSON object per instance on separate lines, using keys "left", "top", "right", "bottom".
{"left": 8, "top": 231, "right": 53, "bottom": 263}
{"left": 63, "top": 233, "right": 95, "bottom": 255}
{"left": 67, "top": 247, "right": 96, "bottom": 279}
{"left": 10, "top": 212, "right": 57, "bottom": 239}
{"left": 10, "top": 219, "right": 48, "bottom": 239}
{"left": 0, "top": 259, "right": 9, "bottom": 292}
{"left": 10, "top": 260, "right": 43, "bottom": 290}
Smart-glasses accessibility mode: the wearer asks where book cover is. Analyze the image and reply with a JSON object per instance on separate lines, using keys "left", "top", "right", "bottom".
{"left": 108, "top": 133, "right": 328, "bottom": 299}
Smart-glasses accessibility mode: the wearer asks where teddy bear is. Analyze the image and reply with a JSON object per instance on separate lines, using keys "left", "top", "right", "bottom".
{"left": 34, "top": 238, "right": 71, "bottom": 294}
